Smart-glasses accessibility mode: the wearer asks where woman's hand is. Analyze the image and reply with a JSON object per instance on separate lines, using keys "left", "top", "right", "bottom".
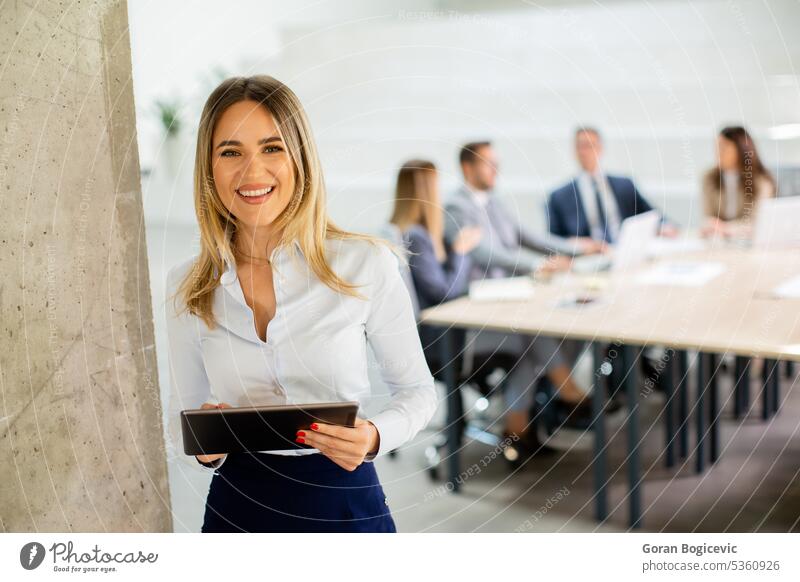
{"left": 452, "top": 226, "right": 482, "bottom": 255}
{"left": 296, "top": 417, "right": 380, "bottom": 471}
{"left": 700, "top": 217, "right": 732, "bottom": 238}
{"left": 658, "top": 223, "right": 680, "bottom": 238}
{"left": 195, "top": 402, "right": 232, "bottom": 464}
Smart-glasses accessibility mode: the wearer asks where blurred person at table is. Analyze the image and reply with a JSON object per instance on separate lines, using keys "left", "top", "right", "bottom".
{"left": 547, "top": 126, "right": 677, "bottom": 242}
{"left": 444, "top": 140, "right": 600, "bottom": 283}
{"left": 392, "top": 159, "right": 601, "bottom": 451}
{"left": 700, "top": 125, "right": 776, "bottom": 240}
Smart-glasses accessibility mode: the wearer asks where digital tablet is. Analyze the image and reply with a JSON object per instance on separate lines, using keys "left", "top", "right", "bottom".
{"left": 179, "top": 401, "right": 359, "bottom": 456}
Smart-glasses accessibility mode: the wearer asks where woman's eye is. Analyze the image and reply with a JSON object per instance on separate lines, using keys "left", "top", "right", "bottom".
{"left": 219, "top": 147, "right": 281, "bottom": 157}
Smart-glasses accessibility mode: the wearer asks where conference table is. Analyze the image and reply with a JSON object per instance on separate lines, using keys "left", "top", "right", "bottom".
{"left": 419, "top": 242, "right": 800, "bottom": 528}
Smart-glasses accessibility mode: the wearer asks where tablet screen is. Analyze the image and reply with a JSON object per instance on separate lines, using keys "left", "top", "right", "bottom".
{"left": 179, "top": 401, "right": 359, "bottom": 456}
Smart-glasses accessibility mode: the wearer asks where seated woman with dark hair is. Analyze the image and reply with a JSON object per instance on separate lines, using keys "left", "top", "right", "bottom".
{"left": 701, "top": 125, "right": 776, "bottom": 239}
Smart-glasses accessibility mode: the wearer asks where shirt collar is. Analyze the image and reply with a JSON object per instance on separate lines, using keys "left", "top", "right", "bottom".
{"left": 220, "top": 239, "right": 302, "bottom": 286}
{"left": 464, "top": 183, "right": 491, "bottom": 208}
{"left": 580, "top": 168, "right": 605, "bottom": 183}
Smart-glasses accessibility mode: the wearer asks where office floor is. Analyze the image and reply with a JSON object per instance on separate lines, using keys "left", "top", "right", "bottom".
{"left": 167, "top": 367, "right": 799, "bottom": 533}
{"left": 154, "top": 228, "right": 799, "bottom": 533}
{"left": 376, "top": 367, "right": 800, "bottom": 533}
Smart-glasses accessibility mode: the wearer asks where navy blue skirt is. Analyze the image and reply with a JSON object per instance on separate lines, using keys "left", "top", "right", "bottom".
{"left": 201, "top": 451, "right": 397, "bottom": 533}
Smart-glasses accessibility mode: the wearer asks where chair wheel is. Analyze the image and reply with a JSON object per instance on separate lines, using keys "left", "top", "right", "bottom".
{"left": 424, "top": 444, "right": 442, "bottom": 481}
{"left": 502, "top": 443, "right": 522, "bottom": 469}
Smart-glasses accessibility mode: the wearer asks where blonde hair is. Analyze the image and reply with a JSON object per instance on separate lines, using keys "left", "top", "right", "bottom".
{"left": 389, "top": 160, "right": 445, "bottom": 262}
{"left": 172, "top": 75, "right": 394, "bottom": 329}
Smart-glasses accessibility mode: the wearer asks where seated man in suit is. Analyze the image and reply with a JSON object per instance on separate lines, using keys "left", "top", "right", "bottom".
{"left": 548, "top": 126, "right": 675, "bottom": 394}
{"left": 547, "top": 126, "right": 676, "bottom": 242}
{"left": 444, "top": 140, "right": 599, "bottom": 281}
{"left": 442, "top": 142, "right": 608, "bottom": 442}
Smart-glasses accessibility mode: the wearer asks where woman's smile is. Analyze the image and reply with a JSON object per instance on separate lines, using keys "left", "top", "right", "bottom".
{"left": 235, "top": 182, "right": 276, "bottom": 205}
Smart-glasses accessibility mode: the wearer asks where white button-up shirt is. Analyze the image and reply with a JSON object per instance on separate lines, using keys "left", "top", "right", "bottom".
{"left": 164, "top": 237, "right": 438, "bottom": 473}
{"left": 470, "top": 187, "right": 490, "bottom": 208}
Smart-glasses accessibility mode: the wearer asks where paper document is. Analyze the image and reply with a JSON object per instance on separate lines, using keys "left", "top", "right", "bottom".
{"left": 468, "top": 277, "right": 535, "bottom": 302}
{"left": 635, "top": 261, "right": 726, "bottom": 287}
{"left": 646, "top": 237, "right": 708, "bottom": 259}
{"left": 773, "top": 275, "right": 800, "bottom": 299}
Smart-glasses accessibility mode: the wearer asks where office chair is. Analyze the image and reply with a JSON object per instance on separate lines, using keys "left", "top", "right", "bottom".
{"left": 420, "top": 326, "right": 564, "bottom": 477}
{"left": 375, "top": 223, "right": 564, "bottom": 474}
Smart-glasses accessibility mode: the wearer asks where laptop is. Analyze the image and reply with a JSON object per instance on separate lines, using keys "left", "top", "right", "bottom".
{"left": 571, "top": 210, "right": 661, "bottom": 274}
{"left": 753, "top": 196, "right": 800, "bottom": 250}
{"left": 611, "top": 210, "right": 661, "bottom": 273}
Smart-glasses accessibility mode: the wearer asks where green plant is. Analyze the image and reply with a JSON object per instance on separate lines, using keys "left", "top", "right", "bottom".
{"left": 154, "top": 99, "right": 182, "bottom": 137}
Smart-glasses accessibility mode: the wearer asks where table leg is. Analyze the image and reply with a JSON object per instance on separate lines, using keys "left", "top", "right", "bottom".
{"left": 678, "top": 350, "right": 689, "bottom": 460}
{"left": 785, "top": 361, "right": 795, "bottom": 379}
{"left": 772, "top": 360, "right": 780, "bottom": 414}
{"left": 696, "top": 352, "right": 706, "bottom": 474}
{"left": 734, "top": 357, "right": 750, "bottom": 419}
{"left": 708, "top": 353, "right": 719, "bottom": 464}
{"left": 761, "top": 359, "right": 776, "bottom": 421}
{"left": 440, "top": 327, "right": 461, "bottom": 492}
{"left": 592, "top": 342, "right": 608, "bottom": 522}
{"left": 624, "top": 345, "right": 642, "bottom": 529}
{"left": 664, "top": 348, "right": 675, "bottom": 469}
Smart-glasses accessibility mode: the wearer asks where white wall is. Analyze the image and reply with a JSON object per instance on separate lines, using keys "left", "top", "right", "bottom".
{"left": 130, "top": 0, "right": 800, "bottom": 233}
{"left": 129, "top": 0, "right": 800, "bottom": 531}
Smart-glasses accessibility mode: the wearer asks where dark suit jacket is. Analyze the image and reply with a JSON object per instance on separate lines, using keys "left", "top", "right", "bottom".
{"left": 546, "top": 174, "right": 657, "bottom": 239}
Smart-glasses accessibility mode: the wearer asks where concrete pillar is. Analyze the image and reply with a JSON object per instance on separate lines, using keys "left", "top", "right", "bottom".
{"left": 0, "top": 0, "right": 172, "bottom": 531}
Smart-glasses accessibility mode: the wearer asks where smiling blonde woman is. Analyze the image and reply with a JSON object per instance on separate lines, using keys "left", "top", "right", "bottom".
{"left": 164, "top": 75, "right": 437, "bottom": 533}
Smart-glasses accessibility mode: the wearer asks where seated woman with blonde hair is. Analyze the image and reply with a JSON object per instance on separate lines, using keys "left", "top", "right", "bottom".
{"left": 390, "top": 159, "right": 600, "bottom": 457}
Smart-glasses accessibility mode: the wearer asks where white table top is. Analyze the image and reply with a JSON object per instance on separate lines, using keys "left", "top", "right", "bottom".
{"left": 420, "top": 246, "right": 800, "bottom": 361}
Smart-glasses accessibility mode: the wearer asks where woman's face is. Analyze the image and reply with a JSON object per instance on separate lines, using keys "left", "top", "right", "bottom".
{"left": 211, "top": 100, "right": 296, "bottom": 230}
{"left": 717, "top": 136, "right": 739, "bottom": 171}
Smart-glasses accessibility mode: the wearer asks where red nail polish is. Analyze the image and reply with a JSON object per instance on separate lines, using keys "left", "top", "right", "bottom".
{"left": 296, "top": 437, "right": 305, "bottom": 444}
{"left": 296, "top": 431, "right": 306, "bottom": 437}
{"left": 310, "top": 423, "right": 319, "bottom": 430}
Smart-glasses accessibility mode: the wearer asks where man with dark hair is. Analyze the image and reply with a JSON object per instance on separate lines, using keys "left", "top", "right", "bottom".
{"left": 547, "top": 126, "right": 676, "bottom": 241}
{"left": 458, "top": 141, "right": 492, "bottom": 166}
{"left": 445, "top": 141, "right": 595, "bottom": 280}
{"left": 441, "top": 141, "right": 608, "bottom": 446}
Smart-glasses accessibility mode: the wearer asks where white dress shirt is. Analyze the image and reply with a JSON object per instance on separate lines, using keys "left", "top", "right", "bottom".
{"left": 577, "top": 170, "right": 622, "bottom": 242}
{"left": 164, "top": 237, "right": 438, "bottom": 473}
{"left": 470, "top": 188, "right": 490, "bottom": 208}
